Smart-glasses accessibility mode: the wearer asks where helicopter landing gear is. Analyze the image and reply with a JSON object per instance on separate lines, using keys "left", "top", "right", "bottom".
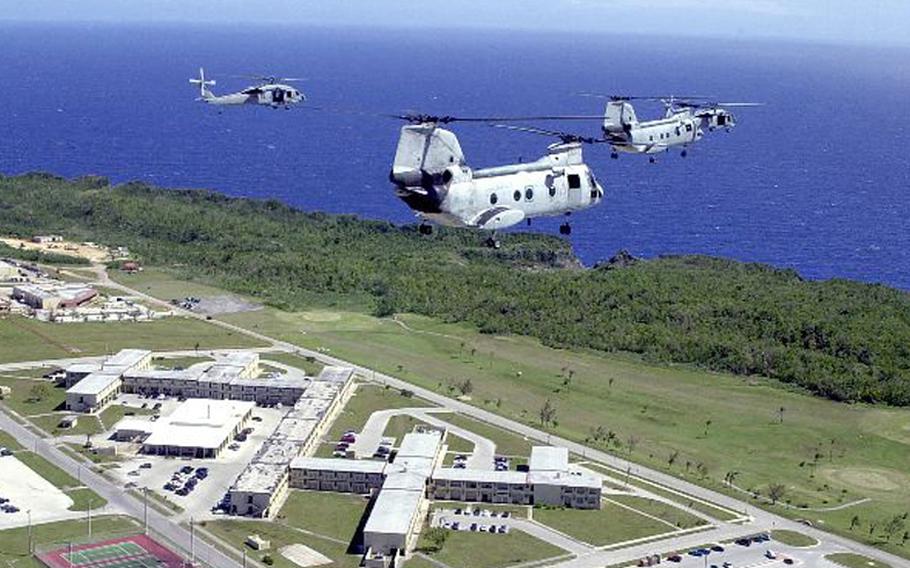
{"left": 418, "top": 223, "right": 433, "bottom": 236}
{"left": 680, "top": 149, "right": 688, "bottom": 158}
{"left": 649, "top": 156, "right": 657, "bottom": 164}
{"left": 559, "top": 222, "right": 572, "bottom": 236}
{"left": 526, "top": 218, "right": 532, "bottom": 227}
{"left": 484, "top": 234, "right": 501, "bottom": 249}
{"left": 610, "top": 152, "right": 619, "bottom": 160}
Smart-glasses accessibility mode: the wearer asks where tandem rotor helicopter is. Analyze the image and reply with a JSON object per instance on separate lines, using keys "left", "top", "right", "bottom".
{"left": 388, "top": 114, "right": 606, "bottom": 248}
{"left": 189, "top": 68, "right": 306, "bottom": 109}
{"left": 585, "top": 94, "right": 762, "bottom": 162}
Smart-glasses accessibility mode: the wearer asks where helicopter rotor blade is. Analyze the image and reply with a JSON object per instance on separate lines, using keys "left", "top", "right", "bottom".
{"left": 491, "top": 123, "right": 603, "bottom": 145}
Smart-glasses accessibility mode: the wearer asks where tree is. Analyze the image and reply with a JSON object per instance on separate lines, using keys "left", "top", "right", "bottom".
{"left": 884, "top": 515, "right": 906, "bottom": 542}
{"left": 777, "top": 406, "right": 785, "bottom": 424}
{"left": 457, "top": 379, "right": 474, "bottom": 397}
{"left": 28, "top": 383, "right": 50, "bottom": 403}
{"left": 850, "top": 515, "right": 861, "bottom": 531}
{"left": 667, "top": 450, "right": 679, "bottom": 468}
{"left": 703, "top": 419, "right": 713, "bottom": 437}
{"left": 539, "top": 399, "right": 557, "bottom": 426}
{"left": 424, "top": 527, "right": 449, "bottom": 552}
{"left": 767, "top": 483, "right": 786, "bottom": 504}
{"left": 626, "top": 434, "right": 640, "bottom": 455}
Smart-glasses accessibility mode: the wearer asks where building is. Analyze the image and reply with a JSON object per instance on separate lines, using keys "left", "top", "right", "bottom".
{"left": 64, "top": 349, "right": 152, "bottom": 413}
{"left": 226, "top": 366, "right": 355, "bottom": 518}
{"left": 429, "top": 468, "right": 532, "bottom": 504}
{"left": 362, "top": 430, "right": 443, "bottom": 565}
{"left": 12, "top": 283, "right": 97, "bottom": 311}
{"left": 0, "top": 260, "right": 20, "bottom": 281}
{"left": 116, "top": 399, "right": 255, "bottom": 458}
{"left": 32, "top": 235, "right": 63, "bottom": 243}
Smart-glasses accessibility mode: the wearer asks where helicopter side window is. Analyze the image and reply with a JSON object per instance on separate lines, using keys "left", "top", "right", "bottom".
{"left": 525, "top": 187, "right": 533, "bottom": 201}
{"left": 513, "top": 190, "right": 521, "bottom": 202}
{"left": 490, "top": 193, "right": 498, "bottom": 205}
{"left": 675, "top": 127, "right": 681, "bottom": 136}
{"left": 649, "top": 135, "right": 654, "bottom": 142}
{"left": 545, "top": 174, "right": 556, "bottom": 197}
{"left": 568, "top": 174, "right": 581, "bottom": 190}
{"left": 686, "top": 124, "right": 693, "bottom": 132}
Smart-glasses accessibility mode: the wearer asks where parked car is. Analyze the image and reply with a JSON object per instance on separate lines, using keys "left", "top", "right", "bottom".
{"left": 711, "top": 545, "right": 724, "bottom": 552}
{"left": 140, "top": 462, "right": 152, "bottom": 469}
{"left": 175, "top": 487, "right": 189, "bottom": 496}
{"left": 252, "top": 416, "right": 263, "bottom": 422}
{"left": 667, "top": 555, "right": 682, "bottom": 563}
{"left": 196, "top": 468, "right": 209, "bottom": 479}
{"left": 180, "top": 465, "right": 194, "bottom": 474}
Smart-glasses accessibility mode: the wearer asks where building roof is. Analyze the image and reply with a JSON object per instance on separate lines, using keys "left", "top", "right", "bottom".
{"left": 396, "top": 431, "right": 442, "bottom": 459}
{"left": 363, "top": 489, "right": 423, "bottom": 536}
{"left": 232, "top": 462, "right": 289, "bottom": 493}
{"left": 432, "top": 468, "right": 529, "bottom": 485}
{"left": 317, "top": 366, "right": 355, "bottom": 384}
{"left": 141, "top": 398, "right": 254, "bottom": 449}
{"left": 290, "top": 457, "right": 387, "bottom": 474}
{"left": 67, "top": 372, "right": 121, "bottom": 396}
{"left": 529, "top": 446, "right": 569, "bottom": 472}
{"left": 66, "top": 362, "right": 102, "bottom": 376}
{"left": 529, "top": 470, "right": 601, "bottom": 489}
{"left": 105, "top": 349, "right": 151, "bottom": 368}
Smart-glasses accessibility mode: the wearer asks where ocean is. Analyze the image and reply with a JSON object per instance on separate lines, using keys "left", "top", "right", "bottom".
{"left": 1, "top": 23, "right": 908, "bottom": 288}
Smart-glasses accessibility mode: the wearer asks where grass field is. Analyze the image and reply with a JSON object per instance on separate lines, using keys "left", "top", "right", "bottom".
{"left": 438, "top": 414, "right": 533, "bottom": 457}
{"left": 0, "top": 516, "right": 140, "bottom": 568}
{"left": 114, "top": 268, "right": 910, "bottom": 559}
{"left": 606, "top": 495, "right": 707, "bottom": 530}
{"left": 827, "top": 553, "right": 893, "bottom": 568}
{"left": 0, "top": 314, "right": 266, "bottom": 364}
{"left": 770, "top": 530, "right": 818, "bottom": 547}
{"left": 325, "top": 384, "right": 433, "bottom": 442}
{"left": 0, "top": 428, "right": 23, "bottom": 450}
{"left": 274, "top": 490, "right": 368, "bottom": 542}
{"left": 416, "top": 528, "right": 566, "bottom": 568}
{"left": 0, "top": 374, "right": 66, "bottom": 416}
{"left": 261, "top": 352, "right": 325, "bottom": 376}
{"left": 532, "top": 502, "right": 676, "bottom": 546}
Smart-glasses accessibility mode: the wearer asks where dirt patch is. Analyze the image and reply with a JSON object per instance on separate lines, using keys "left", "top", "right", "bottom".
{"left": 194, "top": 295, "right": 262, "bottom": 315}
{"left": 820, "top": 466, "right": 905, "bottom": 492}
{"left": 279, "top": 544, "right": 332, "bottom": 567}
{"left": 1, "top": 237, "right": 111, "bottom": 263}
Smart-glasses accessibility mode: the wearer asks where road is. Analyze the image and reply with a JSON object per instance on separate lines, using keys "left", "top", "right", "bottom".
{"left": 0, "top": 409, "right": 245, "bottom": 568}
{"left": 40, "top": 266, "right": 910, "bottom": 567}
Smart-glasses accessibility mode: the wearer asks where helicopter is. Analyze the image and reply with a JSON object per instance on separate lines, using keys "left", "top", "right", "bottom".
{"left": 189, "top": 68, "right": 306, "bottom": 109}
{"left": 388, "top": 114, "right": 605, "bottom": 248}
{"left": 587, "top": 95, "right": 761, "bottom": 162}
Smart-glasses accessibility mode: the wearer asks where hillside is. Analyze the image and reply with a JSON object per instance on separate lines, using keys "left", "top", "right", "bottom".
{"left": 1, "top": 172, "right": 908, "bottom": 405}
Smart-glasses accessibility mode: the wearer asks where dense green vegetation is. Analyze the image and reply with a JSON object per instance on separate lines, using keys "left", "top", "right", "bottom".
{"left": 0, "top": 241, "right": 90, "bottom": 265}
{"left": 1, "top": 172, "right": 909, "bottom": 405}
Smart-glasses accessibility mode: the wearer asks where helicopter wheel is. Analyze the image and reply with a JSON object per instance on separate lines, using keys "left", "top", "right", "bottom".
{"left": 681, "top": 149, "right": 688, "bottom": 158}
{"left": 610, "top": 152, "right": 619, "bottom": 160}
{"left": 559, "top": 222, "right": 572, "bottom": 236}
{"left": 649, "top": 156, "right": 657, "bottom": 164}
{"left": 418, "top": 223, "right": 433, "bottom": 236}
{"left": 484, "top": 236, "right": 501, "bottom": 249}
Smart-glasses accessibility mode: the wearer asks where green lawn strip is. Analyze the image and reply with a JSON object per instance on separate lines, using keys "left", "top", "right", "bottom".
{"left": 417, "top": 527, "right": 566, "bottom": 568}
{"left": 827, "top": 553, "right": 893, "bottom": 568}
{"left": 274, "top": 490, "right": 369, "bottom": 542}
{"left": 323, "top": 383, "right": 433, "bottom": 443}
{"left": 64, "top": 487, "right": 105, "bottom": 511}
{"left": 383, "top": 414, "right": 426, "bottom": 442}
{"left": 262, "top": 352, "right": 325, "bottom": 376}
{"left": 583, "top": 462, "right": 740, "bottom": 522}
{"left": 0, "top": 315, "right": 266, "bottom": 364}
{"left": 436, "top": 414, "right": 533, "bottom": 457}
{"left": 202, "top": 519, "right": 360, "bottom": 568}
{"left": 0, "top": 515, "right": 140, "bottom": 566}
{"left": 533, "top": 502, "right": 675, "bottom": 547}
{"left": 63, "top": 442, "right": 125, "bottom": 464}
{"left": 444, "top": 433, "right": 475, "bottom": 454}
{"left": 770, "top": 529, "right": 818, "bottom": 547}
{"left": 606, "top": 495, "right": 707, "bottom": 529}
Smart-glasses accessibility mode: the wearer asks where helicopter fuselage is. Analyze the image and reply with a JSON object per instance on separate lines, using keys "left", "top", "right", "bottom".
{"left": 606, "top": 110, "right": 703, "bottom": 154}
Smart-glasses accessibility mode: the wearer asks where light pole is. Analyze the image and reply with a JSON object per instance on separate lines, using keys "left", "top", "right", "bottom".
{"left": 87, "top": 498, "right": 93, "bottom": 538}
{"left": 27, "top": 509, "right": 32, "bottom": 555}
{"left": 142, "top": 487, "right": 149, "bottom": 534}
{"left": 190, "top": 517, "right": 195, "bottom": 565}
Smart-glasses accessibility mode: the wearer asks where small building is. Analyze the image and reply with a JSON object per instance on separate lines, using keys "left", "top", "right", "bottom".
{"left": 32, "top": 235, "right": 64, "bottom": 244}
{"left": 0, "top": 260, "right": 20, "bottom": 281}
{"left": 65, "top": 370, "right": 123, "bottom": 413}
{"left": 59, "top": 415, "right": 79, "bottom": 429}
{"left": 0, "top": 385, "right": 11, "bottom": 398}
{"left": 121, "top": 261, "right": 141, "bottom": 273}
{"left": 13, "top": 283, "right": 97, "bottom": 311}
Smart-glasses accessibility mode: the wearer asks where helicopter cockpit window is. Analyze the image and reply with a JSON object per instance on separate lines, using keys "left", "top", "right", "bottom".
{"left": 490, "top": 193, "right": 498, "bottom": 205}
{"left": 568, "top": 174, "right": 581, "bottom": 189}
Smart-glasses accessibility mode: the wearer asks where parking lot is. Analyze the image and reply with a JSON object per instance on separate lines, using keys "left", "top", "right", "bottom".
{"left": 431, "top": 507, "right": 514, "bottom": 535}
{"left": 107, "top": 401, "right": 287, "bottom": 520}
{"left": 0, "top": 454, "right": 80, "bottom": 529}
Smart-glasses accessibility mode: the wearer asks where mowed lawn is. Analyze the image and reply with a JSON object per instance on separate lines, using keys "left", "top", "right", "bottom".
{"left": 0, "top": 314, "right": 266, "bottom": 364}
{"left": 0, "top": 516, "right": 140, "bottom": 567}
{"left": 417, "top": 529, "right": 566, "bottom": 568}
{"left": 533, "top": 502, "right": 675, "bottom": 546}
{"left": 274, "top": 490, "right": 369, "bottom": 542}
{"left": 114, "top": 269, "right": 910, "bottom": 559}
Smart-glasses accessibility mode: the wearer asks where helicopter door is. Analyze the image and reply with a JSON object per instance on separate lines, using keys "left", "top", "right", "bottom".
{"left": 566, "top": 172, "right": 584, "bottom": 206}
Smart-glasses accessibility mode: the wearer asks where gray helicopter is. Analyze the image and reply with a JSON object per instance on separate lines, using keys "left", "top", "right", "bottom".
{"left": 389, "top": 114, "right": 605, "bottom": 248}
{"left": 189, "top": 68, "right": 305, "bottom": 109}
{"left": 588, "top": 95, "right": 761, "bottom": 162}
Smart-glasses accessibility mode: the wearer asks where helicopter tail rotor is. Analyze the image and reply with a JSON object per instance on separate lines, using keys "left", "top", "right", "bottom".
{"left": 189, "top": 67, "right": 216, "bottom": 100}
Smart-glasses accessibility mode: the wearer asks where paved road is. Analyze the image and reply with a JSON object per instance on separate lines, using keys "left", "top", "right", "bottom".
{"left": 93, "top": 268, "right": 910, "bottom": 568}
{"left": 0, "top": 409, "right": 245, "bottom": 568}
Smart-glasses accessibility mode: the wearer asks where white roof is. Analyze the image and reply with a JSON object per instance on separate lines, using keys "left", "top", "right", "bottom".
{"left": 142, "top": 398, "right": 254, "bottom": 449}
{"left": 397, "top": 431, "right": 442, "bottom": 459}
{"left": 432, "top": 468, "right": 529, "bottom": 485}
{"left": 105, "top": 349, "right": 151, "bottom": 369}
{"left": 67, "top": 372, "right": 120, "bottom": 396}
{"left": 232, "top": 462, "right": 288, "bottom": 493}
{"left": 290, "top": 457, "right": 387, "bottom": 474}
{"left": 529, "top": 470, "right": 601, "bottom": 489}
{"left": 317, "top": 366, "right": 354, "bottom": 384}
{"left": 530, "top": 446, "right": 568, "bottom": 472}
{"left": 66, "top": 362, "right": 102, "bottom": 375}
{"left": 382, "top": 469, "right": 427, "bottom": 491}
{"left": 364, "top": 489, "right": 423, "bottom": 536}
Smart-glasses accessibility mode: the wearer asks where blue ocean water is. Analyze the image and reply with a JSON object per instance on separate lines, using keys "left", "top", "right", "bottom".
{"left": 1, "top": 23, "right": 908, "bottom": 288}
